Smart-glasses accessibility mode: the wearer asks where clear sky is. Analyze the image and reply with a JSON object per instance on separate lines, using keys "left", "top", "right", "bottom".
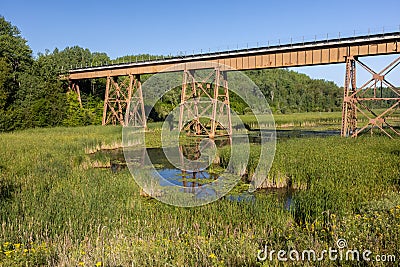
{"left": 1, "top": 0, "right": 400, "bottom": 86}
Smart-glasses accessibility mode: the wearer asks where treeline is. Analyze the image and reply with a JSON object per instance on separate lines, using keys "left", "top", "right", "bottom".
{"left": 246, "top": 69, "right": 342, "bottom": 113}
{"left": 1, "top": 16, "right": 346, "bottom": 132}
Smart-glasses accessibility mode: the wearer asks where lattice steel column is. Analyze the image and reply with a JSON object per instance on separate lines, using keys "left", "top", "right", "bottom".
{"left": 211, "top": 70, "right": 232, "bottom": 137}
{"left": 341, "top": 56, "right": 400, "bottom": 138}
{"left": 102, "top": 76, "right": 125, "bottom": 125}
{"left": 102, "top": 75, "right": 146, "bottom": 127}
{"left": 178, "top": 68, "right": 232, "bottom": 138}
{"left": 179, "top": 70, "right": 201, "bottom": 135}
{"left": 69, "top": 82, "right": 83, "bottom": 108}
{"left": 341, "top": 56, "right": 357, "bottom": 137}
{"left": 125, "top": 74, "right": 147, "bottom": 128}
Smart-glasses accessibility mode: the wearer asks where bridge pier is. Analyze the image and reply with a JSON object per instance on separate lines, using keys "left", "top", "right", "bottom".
{"left": 341, "top": 56, "right": 400, "bottom": 138}
{"left": 341, "top": 57, "right": 357, "bottom": 137}
{"left": 125, "top": 75, "right": 147, "bottom": 128}
{"left": 102, "top": 74, "right": 146, "bottom": 128}
{"left": 69, "top": 82, "right": 83, "bottom": 108}
{"left": 178, "top": 68, "right": 232, "bottom": 138}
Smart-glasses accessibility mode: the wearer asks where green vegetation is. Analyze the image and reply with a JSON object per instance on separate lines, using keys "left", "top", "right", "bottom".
{"left": 0, "top": 125, "right": 399, "bottom": 266}
{"left": 245, "top": 69, "right": 342, "bottom": 113}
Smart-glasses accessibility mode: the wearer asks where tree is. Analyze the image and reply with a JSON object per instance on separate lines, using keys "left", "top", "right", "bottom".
{"left": 0, "top": 16, "right": 32, "bottom": 111}
{"left": 0, "top": 58, "right": 12, "bottom": 110}
{"left": 0, "top": 16, "right": 32, "bottom": 72}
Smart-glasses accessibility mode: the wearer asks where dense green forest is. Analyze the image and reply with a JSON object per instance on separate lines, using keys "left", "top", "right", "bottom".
{"left": 0, "top": 16, "right": 346, "bottom": 132}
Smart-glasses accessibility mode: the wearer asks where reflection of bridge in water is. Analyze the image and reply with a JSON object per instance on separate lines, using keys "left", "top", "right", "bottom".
{"left": 178, "top": 138, "right": 230, "bottom": 193}
{"left": 126, "top": 138, "right": 231, "bottom": 193}
{"left": 66, "top": 31, "right": 400, "bottom": 138}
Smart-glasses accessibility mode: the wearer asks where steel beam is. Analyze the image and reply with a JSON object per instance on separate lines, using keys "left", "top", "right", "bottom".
{"left": 68, "top": 32, "right": 400, "bottom": 80}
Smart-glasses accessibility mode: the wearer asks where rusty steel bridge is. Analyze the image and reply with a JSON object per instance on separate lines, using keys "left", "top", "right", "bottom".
{"left": 66, "top": 31, "right": 400, "bottom": 138}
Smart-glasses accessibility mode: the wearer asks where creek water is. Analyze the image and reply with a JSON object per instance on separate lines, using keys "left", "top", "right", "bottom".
{"left": 92, "top": 129, "right": 337, "bottom": 207}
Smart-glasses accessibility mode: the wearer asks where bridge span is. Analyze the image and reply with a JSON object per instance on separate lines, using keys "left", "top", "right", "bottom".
{"left": 66, "top": 31, "right": 400, "bottom": 138}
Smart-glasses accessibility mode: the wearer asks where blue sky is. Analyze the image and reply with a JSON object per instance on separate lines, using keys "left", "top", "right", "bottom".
{"left": 1, "top": 0, "right": 400, "bottom": 85}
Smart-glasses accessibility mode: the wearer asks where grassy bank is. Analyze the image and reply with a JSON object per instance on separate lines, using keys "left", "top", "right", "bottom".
{"left": 240, "top": 110, "right": 400, "bottom": 130}
{"left": 240, "top": 112, "right": 343, "bottom": 130}
{"left": 0, "top": 124, "right": 399, "bottom": 266}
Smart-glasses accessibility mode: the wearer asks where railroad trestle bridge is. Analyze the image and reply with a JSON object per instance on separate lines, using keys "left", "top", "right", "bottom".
{"left": 66, "top": 31, "right": 400, "bottom": 138}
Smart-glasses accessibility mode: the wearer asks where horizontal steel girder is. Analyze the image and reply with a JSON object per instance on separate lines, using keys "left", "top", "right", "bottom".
{"left": 68, "top": 32, "right": 400, "bottom": 80}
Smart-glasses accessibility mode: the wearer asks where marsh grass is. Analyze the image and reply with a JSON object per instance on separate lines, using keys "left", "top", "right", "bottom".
{"left": 240, "top": 110, "right": 400, "bottom": 131}
{"left": 0, "top": 123, "right": 399, "bottom": 266}
{"left": 240, "top": 112, "right": 343, "bottom": 130}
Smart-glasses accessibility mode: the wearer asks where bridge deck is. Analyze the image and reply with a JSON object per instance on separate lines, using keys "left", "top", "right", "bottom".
{"left": 68, "top": 32, "right": 400, "bottom": 80}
